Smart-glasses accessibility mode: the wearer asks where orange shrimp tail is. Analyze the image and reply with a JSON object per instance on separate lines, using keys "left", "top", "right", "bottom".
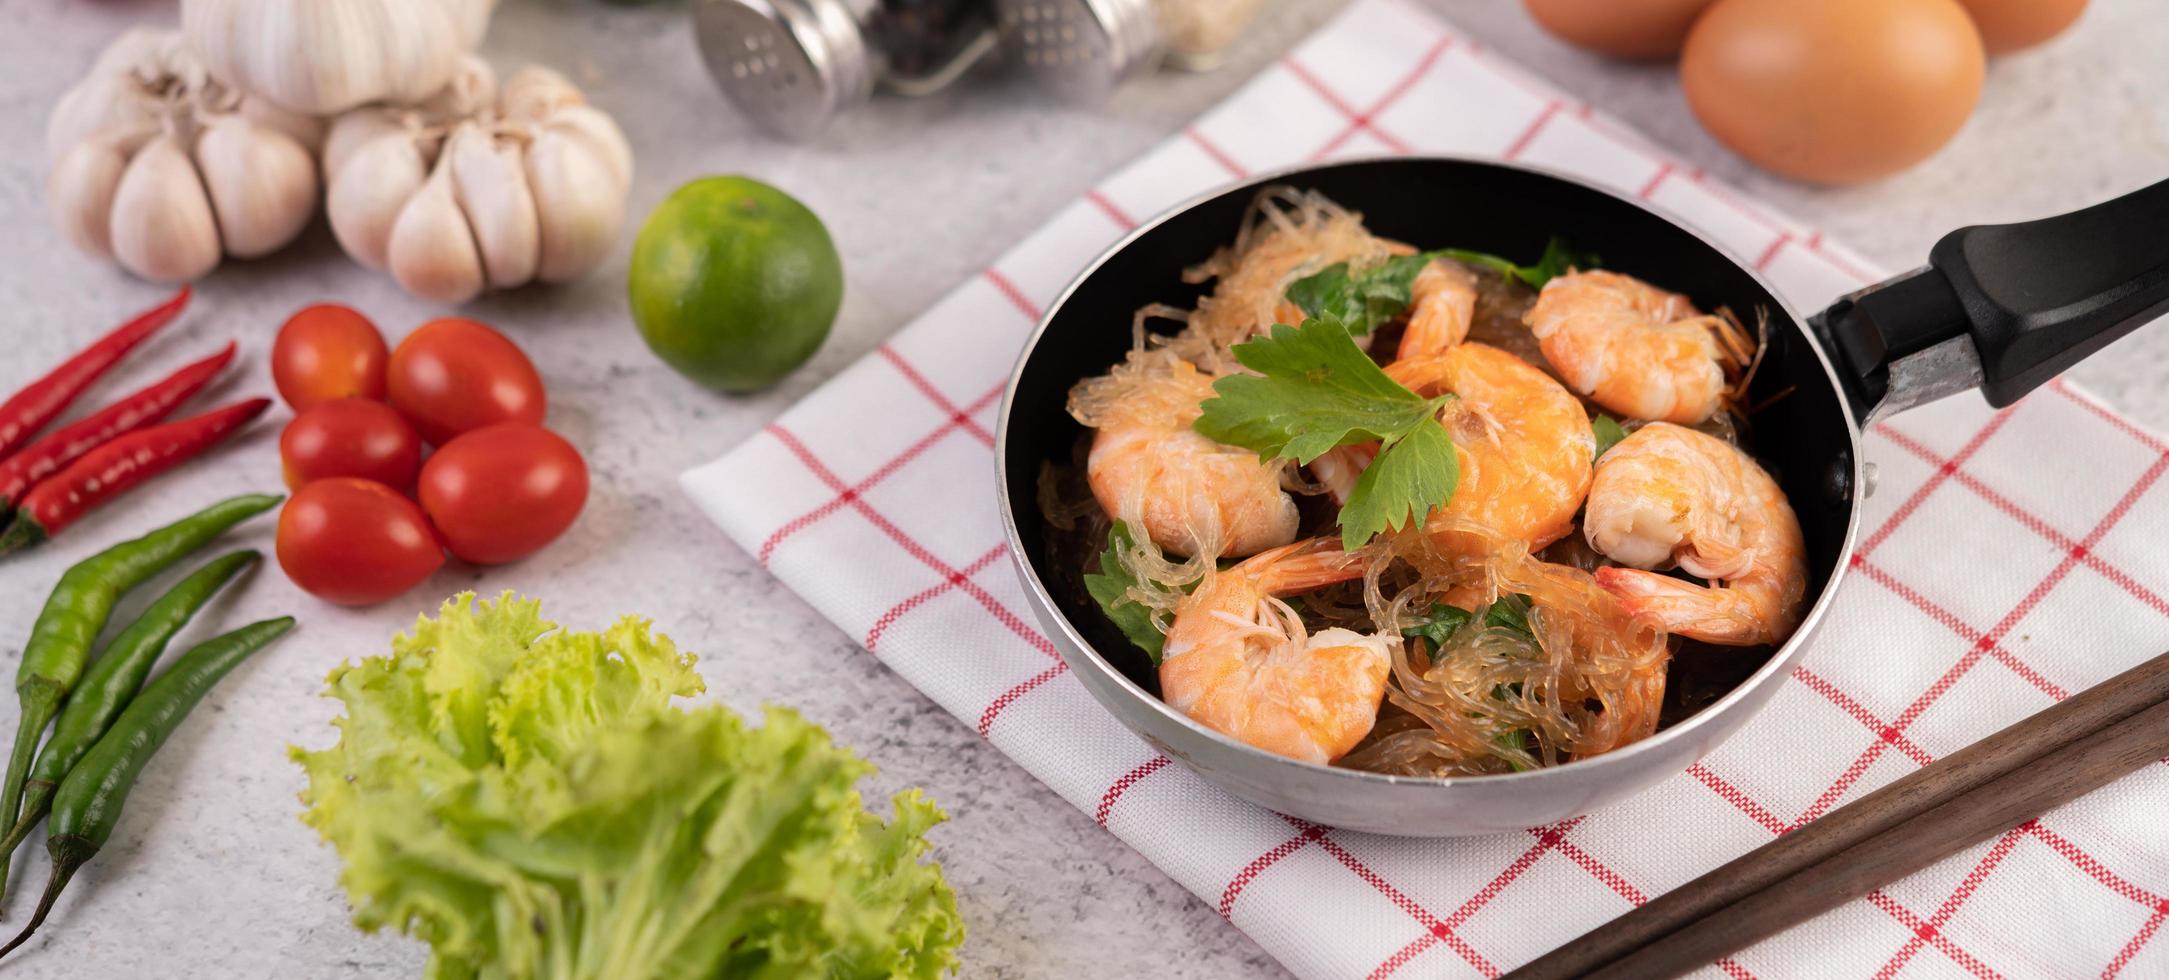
{"left": 1245, "top": 537, "right": 1368, "bottom": 595}
{"left": 1595, "top": 566, "right": 1777, "bottom": 646}
{"left": 1678, "top": 534, "right": 1755, "bottom": 581}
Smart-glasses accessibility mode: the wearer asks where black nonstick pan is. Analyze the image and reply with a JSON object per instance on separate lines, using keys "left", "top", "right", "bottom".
{"left": 995, "top": 157, "right": 2169, "bottom": 835}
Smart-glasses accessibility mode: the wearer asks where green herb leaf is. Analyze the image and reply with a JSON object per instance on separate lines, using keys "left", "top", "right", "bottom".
{"left": 1285, "top": 253, "right": 1439, "bottom": 336}
{"left": 1495, "top": 729, "right": 1534, "bottom": 770}
{"left": 1401, "top": 596, "right": 1535, "bottom": 655}
{"left": 1195, "top": 318, "right": 1464, "bottom": 548}
{"left": 1521, "top": 237, "right": 1601, "bottom": 289}
{"left": 1401, "top": 603, "right": 1474, "bottom": 654}
{"left": 1194, "top": 319, "right": 1441, "bottom": 464}
{"left": 1591, "top": 415, "right": 1629, "bottom": 460}
{"left": 1285, "top": 262, "right": 1353, "bottom": 320}
{"left": 1339, "top": 421, "right": 1457, "bottom": 550}
{"left": 1483, "top": 593, "right": 1535, "bottom": 637}
{"left": 1281, "top": 239, "right": 1595, "bottom": 341}
{"left": 1083, "top": 521, "right": 1168, "bottom": 663}
{"left": 1437, "top": 237, "right": 1600, "bottom": 291}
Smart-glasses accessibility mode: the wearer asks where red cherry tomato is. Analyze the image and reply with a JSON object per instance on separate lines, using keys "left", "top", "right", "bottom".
{"left": 387, "top": 318, "right": 546, "bottom": 445}
{"left": 279, "top": 398, "right": 423, "bottom": 492}
{"left": 277, "top": 478, "right": 445, "bottom": 606}
{"left": 272, "top": 304, "right": 389, "bottom": 411}
{"left": 418, "top": 423, "right": 588, "bottom": 564}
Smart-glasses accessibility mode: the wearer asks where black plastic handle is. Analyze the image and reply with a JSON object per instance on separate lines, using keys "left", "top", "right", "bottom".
{"left": 1813, "top": 177, "right": 2169, "bottom": 420}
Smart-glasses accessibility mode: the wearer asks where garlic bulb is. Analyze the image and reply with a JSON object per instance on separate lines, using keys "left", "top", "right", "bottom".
{"left": 46, "top": 29, "right": 322, "bottom": 283}
{"left": 324, "top": 63, "right": 634, "bottom": 304}
{"left": 182, "top": 0, "right": 499, "bottom": 115}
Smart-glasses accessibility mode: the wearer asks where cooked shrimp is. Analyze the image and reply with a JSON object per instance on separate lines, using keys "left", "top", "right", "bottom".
{"left": 1524, "top": 270, "right": 1749, "bottom": 425}
{"left": 1068, "top": 349, "right": 1298, "bottom": 559}
{"left": 1397, "top": 259, "right": 1479, "bottom": 361}
{"left": 1388, "top": 343, "right": 1595, "bottom": 554}
{"left": 1584, "top": 422, "right": 1807, "bottom": 646}
{"left": 1309, "top": 442, "right": 1376, "bottom": 506}
{"left": 1161, "top": 538, "right": 1393, "bottom": 764}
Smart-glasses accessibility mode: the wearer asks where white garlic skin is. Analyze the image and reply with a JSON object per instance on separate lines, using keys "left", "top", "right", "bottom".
{"left": 240, "top": 98, "right": 328, "bottom": 153}
{"left": 48, "top": 139, "right": 130, "bottom": 259}
{"left": 109, "top": 136, "right": 223, "bottom": 284}
{"left": 182, "top": 0, "right": 500, "bottom": 115}
{"left": 526, "top": 129, "right": 626, "bottom": 284}
{"left": 501, "top": 66, "right": 585, "bottom": 122}
{"left": 322, "top": 109, "right": 406, "bottom": 183}
{"left": 325, "top": 116, "right": 426, "bottom": 271}
{"left": 544, "top": 106, "right": 634, "bottom": 196}
{"left": 388, "top": 162, "right": 487, "bottom": 304}
{"left": 447, "top": 124, "right": 540, "bottom": 290}
{"left": 423, "top": 56, "right": 500, "bottom": 120}
{"left": 47, "top": 72, "right": 157, "bottom": 168}
{"left": 194, "top": 115, "right": 319, "bottom": 258}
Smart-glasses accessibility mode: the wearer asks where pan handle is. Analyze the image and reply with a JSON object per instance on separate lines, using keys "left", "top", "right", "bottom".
{"left": 1812, "top": 177, "right": 2169, "bottom": 423}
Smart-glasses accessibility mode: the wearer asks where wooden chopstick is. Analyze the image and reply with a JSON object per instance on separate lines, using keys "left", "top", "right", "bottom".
{"left": 1508, "top": 649, "right": 2169, "bottom": 980}
{"left": 1590, "top": 697, "right": 2169, "bottom": 978}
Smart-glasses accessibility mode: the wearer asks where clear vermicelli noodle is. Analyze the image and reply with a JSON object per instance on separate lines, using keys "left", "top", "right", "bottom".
{"left": 1047, "top": 186, "right": 1805, "bottom": 778}
{"left": 1171, "top": 187, "right": 1399, "bottom": 369}
{"left": 1338, "top": 521, "right": 1670, "bottom": 776}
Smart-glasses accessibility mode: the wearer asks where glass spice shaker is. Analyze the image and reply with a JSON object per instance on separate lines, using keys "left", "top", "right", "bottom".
{"left": 693, "top": 0, "right": 1000, "bottom": 137}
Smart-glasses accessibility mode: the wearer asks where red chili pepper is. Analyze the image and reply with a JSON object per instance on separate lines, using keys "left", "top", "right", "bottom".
{"left": 0, "top": 287, "right": 190, "bottom": 463}
{"left": 0, "top": 398, "right": 270, "bottom": 556}
{"left": 0, "top": 343, "right": 236, "bottom": 518}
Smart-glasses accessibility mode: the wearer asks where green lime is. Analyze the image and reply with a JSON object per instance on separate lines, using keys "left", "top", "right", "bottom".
{"left": 628, "top": 176, "right": 843, "bottom": 393}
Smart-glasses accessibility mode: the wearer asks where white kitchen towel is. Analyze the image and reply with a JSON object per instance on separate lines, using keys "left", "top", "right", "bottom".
{"left": 682, "top": 0, "right": 2169, "bottom": 975}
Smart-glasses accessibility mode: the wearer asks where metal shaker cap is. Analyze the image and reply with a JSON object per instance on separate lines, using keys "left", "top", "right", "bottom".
{"left": 694, "top": 0, "right": 881, "bottom": 138}
{"left": 996, "top": 0, "right": 1160, "bottom": 100}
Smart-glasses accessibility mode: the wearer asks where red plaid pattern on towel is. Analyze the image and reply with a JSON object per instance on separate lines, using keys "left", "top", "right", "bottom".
{"left": 681, "top": 1, "right": 2169, "bottom": 975}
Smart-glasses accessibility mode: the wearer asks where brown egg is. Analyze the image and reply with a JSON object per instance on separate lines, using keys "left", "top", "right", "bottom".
{"left": 1523, "top": 0, "right": 1721, "bottom": 59}
{"left": 1956, "top": 0, "right": 2087, "bottom": 54}
{"left": 1681, "top": 0, "right": 1985, "bottom": 185}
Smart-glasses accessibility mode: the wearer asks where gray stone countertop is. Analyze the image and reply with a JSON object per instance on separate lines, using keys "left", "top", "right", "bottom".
{"left": 0, "top": 0, "right": 2164, "bottom": 976}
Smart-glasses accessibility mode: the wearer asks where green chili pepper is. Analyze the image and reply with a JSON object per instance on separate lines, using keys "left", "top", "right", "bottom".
{"left": 0, "top": 494, "right": 280, "bottom": 863}
{"left": 0, "top": 616, "right": 294, "bottom": 960}
{"left": 0, "top": 550, "right": 259, "bottom": 904}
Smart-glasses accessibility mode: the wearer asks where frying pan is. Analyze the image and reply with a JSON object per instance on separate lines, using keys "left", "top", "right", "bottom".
{"left": 994, "top": 157, "right": 2169, "bottom": 837}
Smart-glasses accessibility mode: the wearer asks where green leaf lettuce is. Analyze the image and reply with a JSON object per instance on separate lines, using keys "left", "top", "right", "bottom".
{"left": 293, "top": 593, "right": 965, "bottom": 980}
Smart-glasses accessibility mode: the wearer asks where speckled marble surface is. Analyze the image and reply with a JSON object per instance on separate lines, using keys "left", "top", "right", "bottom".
{"left": 0, "top": 0, "right": 2164, "bottom": 977}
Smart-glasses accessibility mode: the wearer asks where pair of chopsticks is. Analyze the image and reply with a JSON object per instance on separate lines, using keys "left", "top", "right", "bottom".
{"left": 1507, "top": 649, "right": 2169, "bottom": 979}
